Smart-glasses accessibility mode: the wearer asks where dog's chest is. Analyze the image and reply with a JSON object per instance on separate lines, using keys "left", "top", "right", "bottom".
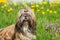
{"left": 22, "top": 24, "right": 36, "bottom": 40}
{"left": 18, "top": 33, "right": 36, "bottom": 40}
{"left": 15, "top": 22, "right": 36, "bottom": 40}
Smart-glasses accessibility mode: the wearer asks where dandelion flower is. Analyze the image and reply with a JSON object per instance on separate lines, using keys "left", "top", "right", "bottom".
{"left": 0, "top": 0, "right": 6, "bottom": 3}
{"left": 49, "top": 10, "right": 52, "bottom": 13}
{"left": 1, "top": 4, "right": 7, "bottom": 8}
{"left": 8, "top": 8, "right": 13, "bottom": 12}
{"left": 42, "top": 11, "right": 45, "bottom": 15}
{"left": 31, "top": 5, "right": 35, "bottom": 9}
{"left": 42, "top": 1, "right": 47, "bottom": 5}
{"left": 4, "top": 4, "right": 7, "bottom": 7}
{"left": 10, "top": 8, "right": 13, "bottom": 10}
{"left": 22, "top": 2, "right": 27, "bottom": 6}
{"left": 36, "top": 4, "right": 39, "bottom": 8}
{"left": 8, "top": 10, "right": 10, "bottom": 12}
{"left": 54, "top": 11, "right": 57, "bottom": 14}
{"left": 37, "top": 9, "right": 40, "bottom": 12}
{"left": 47, "top": 9, "right": 49, "bottom": 12}
{"left": 55, "top": 2, "right": 59, "bottom": 4}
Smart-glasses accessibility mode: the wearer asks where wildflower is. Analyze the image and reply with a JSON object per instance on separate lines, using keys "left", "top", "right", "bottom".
{"left": 8, "top": 8, "right": 13, "bottom": 12}
{"left": 22, "top": 2, "right": 27, "bottom": 6}
{"left": 1, "top": 4, "right": 7, "bottom": 8}
{"left": 55, "top": 2, "right": 59, "bottom": 4}
{"left": 4, "top": 4, "right": 7, "bottom": 7}
{"left": 36, "top": 4, "right": 39, "bottom": 8}
{"left": 42, "top": 11, "right": 45, "bottom": 15}
{"left": 54, "top": 11, "right": 57, "bottom": 14}
{"left": 31, "top": 2, "right": 35, "bottom": 9}
{"left": 0, "top": 0, "right": 6, "bottom": 3}
{"left": 49, "top": 10, "right": 52, "bottom": 13}
{"left": 47, "top": 9, "right": 49, "bottom": 12}
{"left": 37, "top": 9, "right": 40, "bottom": 12}
{"left": 31, "top": 5, "right": 35, "bottom": 9}
{"left": 10, "top": 8, "right": 13, "bottom": 10}
{"left": 42, "top": 1, "right": 47, "bottom": 5}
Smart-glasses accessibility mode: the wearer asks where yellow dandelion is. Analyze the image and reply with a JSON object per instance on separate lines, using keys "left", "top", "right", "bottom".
{"left": 54, "top": 11, "right": 57, "bottom": 14}
{"left": 8, "top": 9, "right": 10, "bottom": 12}
{"left": 47, "top": 9, "right": 49, "bottom": 12}
{"left": 42, "top": 1, "right": 47, "bottom": 5}
{"left": 0, "top": 0, "right": 6, "bottom": 3}
{"left": 31, "top": 2, "right": 35, "bottom": 9}
{"left": 1, "top": 4, "right": 7, "bottom": 8}
{"left": 36, "top": 4, "right": 39, "bottom": 8}
{"left": 55, "top": 2, "right": 59, "bottom": 4}
{"left": 49, "top": 10, "right": 52, "bottom": 13}
{"left": 4, "top": 4, "right": 7, "bottom": 7}
{"left": 31, "top": 5, "right": 35, "bottom": 9}
{"left": 42, "top": 11, "right": 45, "bottom": 15}
{"left": 8, "top": 8, "right": 13, "bottom": 12}
{"left": 37, "top": 9, "right": 40, "bottom": 12}
{"left": 22, "top": 2, "right": 27, "bottom": 6}
{"left": 10, "top": 8, "right": 13, "bottom": 10}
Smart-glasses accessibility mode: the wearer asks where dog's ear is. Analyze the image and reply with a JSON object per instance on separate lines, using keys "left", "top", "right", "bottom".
{"left": 28, "top": 18, "right": 36, "bottom": 35}
{"left": 15, "top": 21, "right": 20, "bottom": 32}
{"left": 32, "top": 19, "right": 36, "bottom": 35}
{"left": 33, "top": 19, "right": 36, "bottom": 27}
{"left": 15, "top": 21, "right": 23, "bottom": 33}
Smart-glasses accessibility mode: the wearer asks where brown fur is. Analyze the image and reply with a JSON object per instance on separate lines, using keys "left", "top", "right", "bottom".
{"left": 0, "top": 6, "right": 36, "bottom": 40}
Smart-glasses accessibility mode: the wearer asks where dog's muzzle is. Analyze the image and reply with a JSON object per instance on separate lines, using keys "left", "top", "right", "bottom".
{"left": 23, "top": 14, "right": 29, "bottom": 21}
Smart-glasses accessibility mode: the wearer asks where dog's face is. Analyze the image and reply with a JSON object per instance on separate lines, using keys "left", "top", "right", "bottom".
{"left": 20, "top": 12, "right": 32, "bottom": 24}
{"left": 15, "top": 7, "right": 36, "bottom": 36}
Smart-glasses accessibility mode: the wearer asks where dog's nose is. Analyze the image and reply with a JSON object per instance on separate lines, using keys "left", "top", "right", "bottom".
{"left": 24, "top": 15, "right": 27, "bottom": 19}
{"left": 25, "top": 15, "right": 27, "bottom": 17}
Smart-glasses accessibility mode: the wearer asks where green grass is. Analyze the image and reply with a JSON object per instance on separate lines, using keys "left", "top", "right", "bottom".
{"left": 0, "top": 2, "right": 60, "bottom": 40}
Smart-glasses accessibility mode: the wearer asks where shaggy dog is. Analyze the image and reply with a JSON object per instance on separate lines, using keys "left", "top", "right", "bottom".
{"left": 0, "top": 6, "right": 36, "bottom": 40}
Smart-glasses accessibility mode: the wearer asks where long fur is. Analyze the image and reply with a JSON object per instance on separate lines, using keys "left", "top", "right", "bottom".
{"left": 0, "top": 6, "right": 36, "bottom": 40}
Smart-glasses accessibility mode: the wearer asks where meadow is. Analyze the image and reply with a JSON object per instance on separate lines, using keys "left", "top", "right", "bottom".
{"left": 0, "top": 2, "right": 60, "bottom": 40}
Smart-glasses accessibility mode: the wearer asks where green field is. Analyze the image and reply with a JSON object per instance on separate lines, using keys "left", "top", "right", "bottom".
{"left": 0, "top": 2, "right": 60, "bottom": 40}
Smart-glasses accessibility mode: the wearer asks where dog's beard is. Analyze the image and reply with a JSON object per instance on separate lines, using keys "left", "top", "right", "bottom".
{"left": 20, "top": 18, "right": 32, "bottom": 32}
{"left": 20, "top": 20, "right": 36, "bottom": 40}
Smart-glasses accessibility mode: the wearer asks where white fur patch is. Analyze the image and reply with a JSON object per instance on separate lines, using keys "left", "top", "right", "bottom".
{"left": 22, "top": 22, "right": 36, "bottom": 40}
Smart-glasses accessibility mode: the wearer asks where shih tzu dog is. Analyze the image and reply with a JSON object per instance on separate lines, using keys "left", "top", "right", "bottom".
{"left": 0, "top": 6, "right": 36, "bottom": 40}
